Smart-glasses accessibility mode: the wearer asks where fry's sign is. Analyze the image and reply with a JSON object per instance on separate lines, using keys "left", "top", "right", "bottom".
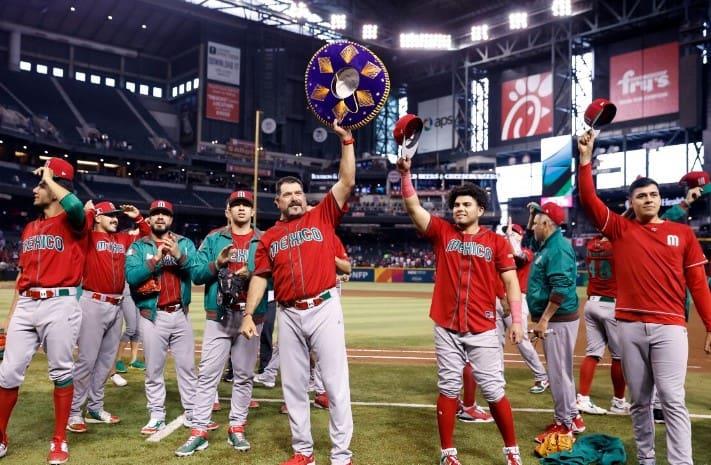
{"left": 609, "top": 42, "right": 678, "bottom": 122}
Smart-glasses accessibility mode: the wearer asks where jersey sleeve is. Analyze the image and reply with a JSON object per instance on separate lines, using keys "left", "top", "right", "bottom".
{"left": 683, "top": 227, "right": 708, "bottom": 269}
{"left": 422, "top": 215, "right": 448, "bottom": 245}
{"left": 315, "top": 191, "right": 348, "bottom": 227}
{"left": 495, "top": 235, "right": 516, "bottom": 272}
{"left": 192, "top": 234, "right": 218, "bottom": 285}
{"left": 578, "top": 163, "right": 624, "bottom": 240}
{"left": 253, "top": 238, "right": 272, "bottom": 277}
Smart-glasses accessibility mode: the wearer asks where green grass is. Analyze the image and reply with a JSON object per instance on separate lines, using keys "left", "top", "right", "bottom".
{"left": 1, "top": 285, "right": 710, "bottom": 465}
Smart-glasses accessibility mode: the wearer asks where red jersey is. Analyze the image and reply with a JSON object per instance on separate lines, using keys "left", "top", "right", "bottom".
{"left": 579, "top": 163, "right": 711, "bottom": 327}
{"left": 18, "top": 212, "right": 85, "bottom": 292}
{"left": 229, "top": 230, "right": 255, "bottom": 301}
{"left": 82, "top": 212, "right": 150, "bottom": 294}
{"left": 155, "top": 240, "right": 183, "bottom": 307}
{"left": 516, "top": 248, "right": 534, "bottom": 294}
{"left": 585, "top": 237, "right": 617, "bottom": 298}
{"left": 254, "top": 192, "right": 346, "bottom": 303}
{"left": 425, "top": 216, "right": 516, "bottom": 333}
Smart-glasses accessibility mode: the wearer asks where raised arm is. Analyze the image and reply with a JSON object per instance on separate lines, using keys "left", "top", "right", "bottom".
{"left": 330, "top": 120, "right": 356, "bottom": 209}
{"left": 36, "top": 166, "right": 85, "bottom": 231}
{"left": 577, "top": 130, "right": 620, "bottom": 236}
{"left": 396, "top": 157, "right": 431, "bottom": 235}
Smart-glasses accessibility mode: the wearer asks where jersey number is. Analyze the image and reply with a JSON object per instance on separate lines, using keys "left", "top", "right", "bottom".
{"left": 588, "top": 259, "right": 612, "bottom": 280}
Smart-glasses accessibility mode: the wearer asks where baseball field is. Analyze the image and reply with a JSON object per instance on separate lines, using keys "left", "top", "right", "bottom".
{"left": 1, "top": 282, "right": 711, "bottom": 465}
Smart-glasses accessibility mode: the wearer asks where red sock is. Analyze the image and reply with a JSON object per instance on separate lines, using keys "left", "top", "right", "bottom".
{"left": 53, "top": 384, "right": 74, "bottom": 442}
{"left": 462, "top": 363, "right": 476, "bottom": 407}
{"left": 0, "top": 387, "right": 19, "bottom": 443}
{"left": 578, "top": 356, "right": 599, "bottom": 396}
{"left": 611, "top": 359, "right": 626, "bottom": 398}
{"left": 436, "top": 394, "right": 458, "bottom": 450}
{"left": 489, "top": 396, "right": 517, "bottom": 447}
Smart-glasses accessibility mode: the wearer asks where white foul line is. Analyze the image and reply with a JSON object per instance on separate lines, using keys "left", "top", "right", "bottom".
{"left": 241, "top": 398, "right": 711, "bottom": 419}
{"left": 145, "top": 415, "right": 185, "bottom": 443}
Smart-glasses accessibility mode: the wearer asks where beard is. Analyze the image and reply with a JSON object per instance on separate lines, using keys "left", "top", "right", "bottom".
{"left": 150, "top": 224, "right": 170, "bottom": 237}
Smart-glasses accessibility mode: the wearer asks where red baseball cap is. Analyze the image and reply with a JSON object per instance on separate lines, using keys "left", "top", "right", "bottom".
{"left": 584, "top": 98, "right": 617, "bottom": 128}
{"left": 94, "top": 201, "right": 122, "bottom": 216}
{"left": 44, "top": 157, "right": 74, "bottom": 182}
{"left": 393, "top": 114, "right": 423, "bottom": 159}
{"left": 503, "top": 223, "right": 525, "bottom": 235}
{"left": 533, "top": 202, "right": 566, "bottom": 226}
{"left": 679, "top": 171, "right": 710, "bottom": 189}
{"left": 149, "top": 200, "right": 174, "bottom": 216}
{"left": 228, "top": 190, "right": 254, "bottom": 206}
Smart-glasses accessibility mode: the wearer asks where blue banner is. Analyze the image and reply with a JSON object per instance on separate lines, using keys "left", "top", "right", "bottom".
{"left": 350, "top": 268, "right": 375, "bottom": 282}
{"left": 404, "top": 269, "right": 435, "bottom": 283}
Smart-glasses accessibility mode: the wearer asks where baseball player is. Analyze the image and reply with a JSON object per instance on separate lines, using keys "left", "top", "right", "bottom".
{"left": 574, "top": 235, "right": 630, "bottom": 416}
{"left": 67, "top": 201, "right": 150, "bottom": 433}
{"left": 495, "top": 224, "right": 549, "bottom": 394}
{"left": 174, "top": 190, "right": 269, "bottom": 456}
{"left": 578, "top": 129, "right": 711, "bottom": 465}
{"left": 527, "top": 202, "right": 584, "bottom": 443}
{"left": 125, "top": 200, "right": 200, "bottom": 435}
{"left": 0, "top": 158, "right": 85, "bottom": 464}
{"left": 240, "top": 120, "right": 355, "bottom": 465}
{"left": 396, "top": 157, "right": 524, "bottom": 465}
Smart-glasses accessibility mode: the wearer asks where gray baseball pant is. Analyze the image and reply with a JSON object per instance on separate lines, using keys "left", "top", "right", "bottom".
{"left": 0, "top": 295, "right": 82, "bottom": 388}
{"left": 583, "top": 299, "right": 621, "bottom": 359}
{"left": 495, "top": 297, "right": 547, "bottom": 383}
{"left": 541, "top": 320, "right": 579, "bottom": 427}
{"left": 192, "top": 318, "right": 262, "bottom": 429}
{"left": 434, "top": 326, "right": 505, "bottom": 402}
{"left": 279, "top": 289, "right": 352, "bottom": 465}
{"left": 619, "top": 321, "right": 692, "bottom": 465}
{"left": 260, "top": 344, "right": 280, "bottom": 383}
{"left": 120, "top": 283, "right": 140, "bottom": 342}
{"left": 71, "top": 294, "right": 123, "bottom": 416}
{"left": 139, "top": 309, "right": 197, "bottom": 421}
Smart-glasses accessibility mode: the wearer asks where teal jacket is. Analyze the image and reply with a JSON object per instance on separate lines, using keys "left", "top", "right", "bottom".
{"left": 527, "top": 228, "right": 579, "bottom": 321}
{"left": 193, "top": 226, "right": 270, "bottom": 321}
{"left": 540, "top": 433, "right": 626, "bottom": 465}
{"left": 125, "top": 234, "right": 198, "bottom": 321}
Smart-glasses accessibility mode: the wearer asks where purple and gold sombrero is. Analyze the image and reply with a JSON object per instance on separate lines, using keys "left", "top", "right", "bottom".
{"left": 305, "top": 41, "right": 390, "bottom": 130}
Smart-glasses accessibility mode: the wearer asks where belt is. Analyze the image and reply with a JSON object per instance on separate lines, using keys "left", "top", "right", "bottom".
{"left": 281, "top": 290, "right": 332, "bottom": 310}
{"left": 228, "top": 302, "right": 247, "bottom": 311}
{"left": 21, "top": 287, "right": 77, "bottom": 300}
{"left": 589, "top": 295, "right": 615, "bottom": 303}
{"left": 89, "top": 292, "right": 123, "bottom": 305}
{"left": 158, "top": 303, "right": 182, "bottom": 313}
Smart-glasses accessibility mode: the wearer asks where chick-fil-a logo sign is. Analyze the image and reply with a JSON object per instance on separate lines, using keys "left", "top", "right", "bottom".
{"left": 500, "top": 71, "right": 553, "bottom": 141}
{"left": 610, "top": 42, "right": 678, "bottom": 122}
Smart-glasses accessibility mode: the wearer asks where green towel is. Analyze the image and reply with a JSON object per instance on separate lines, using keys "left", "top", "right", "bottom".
{"left": 540, "top": 434, "right": 626, "bottom": 465}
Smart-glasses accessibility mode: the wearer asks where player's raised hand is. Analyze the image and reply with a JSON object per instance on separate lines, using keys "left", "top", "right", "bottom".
{"left": 686, "top": 187, "right": 703, "bottom": 205}
{"left": 577, "top": 129, "right": 596, "bottom": 166}
{"left": 332, "top": 118, "right": 352, "bottom": 141}
{"left": 216, "top": 244, "right": 234, "bottom": 268}
{"left": 84, "top": 200, "right": 95, "bottom": 211}
{"left": 121, "top": 204, "right": 140, "bottom": 219}
{"left": 164, "top": 234, "right": 182, "bottom": 259}
{"left": 704, "top": 332, "right": 711, "bottom": 354}
{"left": 240, "top": 315, "right": 257, "bottom": 339}
{"left": 33, "top": 166, "right": 54, "bottom": 182}
{"left": 508, "top": 323, "right": 524, "bottom": 345}
{"left": 396, "top": 156, "right": 411, "bottom": 174}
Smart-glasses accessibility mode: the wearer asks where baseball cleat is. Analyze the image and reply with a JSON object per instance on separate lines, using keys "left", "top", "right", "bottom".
{"left": 279, "top": 453, "right": 315, "bottom": 465}
{"left": 503, "top": 446, "right": 522, "bottom": 465}
{"left": 535, "top": 422, "right": 571, "bottom": 443}
{"left": 47, "top": 438, "right": 69, "bottom": 465}
{"left": 85, "top": 410, "right": 120, "bottom": 424}
{"left": 109, "top": 373, "right": 127, "bottom": 387}
{"left": 653, "top": 408, "right": 665, "bottom": 424}
{"left": 175, "top": 430, "right": 209, "bottom": 457}
{"left": 207, "top": 421, "right": 219, "bottom": 431}
{"left": 227, "top": 425, "right": 250, "bottom": 451}
{"left": 280, "top": 403, "right": 289, "bottom": 414}
{"left": 576, "top": 394, "right": 607, "bottom": 415}
{"left": 0, "top": 441, "right": 6, "bottom": 458}
{"left": 128, "top": 360, "right": 145, "bottom": 370}
{"left": 222, "top": 371, "right": 234, "bottom": 383}
{"left": 253, "top": 373, "right": 276, "bottom": 388}
{"left": 609, "top": 397, "right": 631, "bottom": 415}
{"left": 571, "top": 414, "right": 586, "bottom": 434}
{"left": 439, "top": 448, "right": 461, "bottom": 465}
{"left": 66, "top": 416, "right": 87, "bottom": 433}
{"left": 249, "top": 399, "right": 260, "bottom": 409}
{"left": 529, "top": 379, "right": 550, "bottom": 394}
{"left": 140, "top": 418, "right": 166, "bottom": 435}
{"left": 115, "top": 360, "right": 128, "bottom": 374}
{"left": 457, "top": 404, "right": 494, "bottom": 423}
{"left": 212, "top": 401, "right": 222, "bottom": 412}
{"left": 313, "top": 393, "right": 329, "bottom": 409}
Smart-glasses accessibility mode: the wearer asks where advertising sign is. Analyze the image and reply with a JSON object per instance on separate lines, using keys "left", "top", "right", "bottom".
{"left": 500, "top": 71, "right": 553, "bottom": 141}
{"left": 206, "top": 83, "right": 240, "bottom": 123}
{"left": 207, "top": 42, "right": 241, "bottom": 86}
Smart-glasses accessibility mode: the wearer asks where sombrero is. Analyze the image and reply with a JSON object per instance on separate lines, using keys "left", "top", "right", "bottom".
{"left": 305, "top": 41, "right": 390, "bottom": 130}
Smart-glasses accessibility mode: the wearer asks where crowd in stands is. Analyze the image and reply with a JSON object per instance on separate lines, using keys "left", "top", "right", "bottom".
{"left": 346, "top": 241, "right": 436, "bottom": 268}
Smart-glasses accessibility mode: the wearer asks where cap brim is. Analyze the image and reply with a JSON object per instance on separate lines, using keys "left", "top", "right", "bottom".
{"left": 399, "top": 131, "right": 422, "bottom": 160}
{"left": 149, "top": 207, "right": 173, "bottom": 216}
{"left": 229, "top": 199, "right": 254, "bottom": 207}
{"left": 97, "top": 209, "right": 123, "bottom": 217}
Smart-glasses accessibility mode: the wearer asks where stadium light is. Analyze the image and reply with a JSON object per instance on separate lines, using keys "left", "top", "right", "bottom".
{"left": 471, "top": 24, "right": 489, "bottom": 42}
{"left": 509, "top": 12, "right": 528, "bottom": 30}
{"left": 141, "top": 24, "right": 147, "bottom": 29}
{"left": 330, "top": 14, "right": 346, "bottom": 30}
{"left": 552, "top": 0, "right": 572, "bottom": 16}
{"left": 52, "top": 67, "right": 64, "bottom": 77}
{"left": 90, "top": 74, "right": 101, "bottom": 85}
{"left": 19, "top": 61, "right": 31, "bottom": 71}
{"left": 36, "top": 64, "right": 48, "bottom": 75}
{"left": 400, "top": 33, "right": 452, "bottom": 50}
{"left": 362, "top": 24, "right": 378, "bottom": 40}
{"left": 75, "top": 71, "right": 86, "bottom": 82}
{"left": 70, "top": 6, "right": 75, "bottom": 12}
{"left": 107, "top": 15, "right": 113, "bottom": 20}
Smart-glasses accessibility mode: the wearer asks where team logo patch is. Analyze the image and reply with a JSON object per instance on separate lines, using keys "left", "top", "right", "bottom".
{"left": 485, "top": 310, "right": 495, "bottom": 320}
{"left": 666, "top": 234, "right": 679, "bottom": 247}
{"left": 22, "top": 235, "right": 64, "bottom": 253}
{"left": 269, "top": 227, "right": 324, "bottom": 259}
{"left": 445, "top": 239, "right": 493, "bottom": 261}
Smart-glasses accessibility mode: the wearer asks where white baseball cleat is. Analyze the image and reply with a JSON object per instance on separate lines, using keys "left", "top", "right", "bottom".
{"left": 110, "top": 373, "right": 127, "bottom": 387}
{"left": 253, "top": 373, "right": 276, "bottom": 388}
{"left": 576, "top": 394, "right": 607, "bottom": 415}
{"left": 0, "top": 441, "right": 7, "bottom": 458}
{"left": 609, "top": 397, "right": 631, "bottom": 415}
